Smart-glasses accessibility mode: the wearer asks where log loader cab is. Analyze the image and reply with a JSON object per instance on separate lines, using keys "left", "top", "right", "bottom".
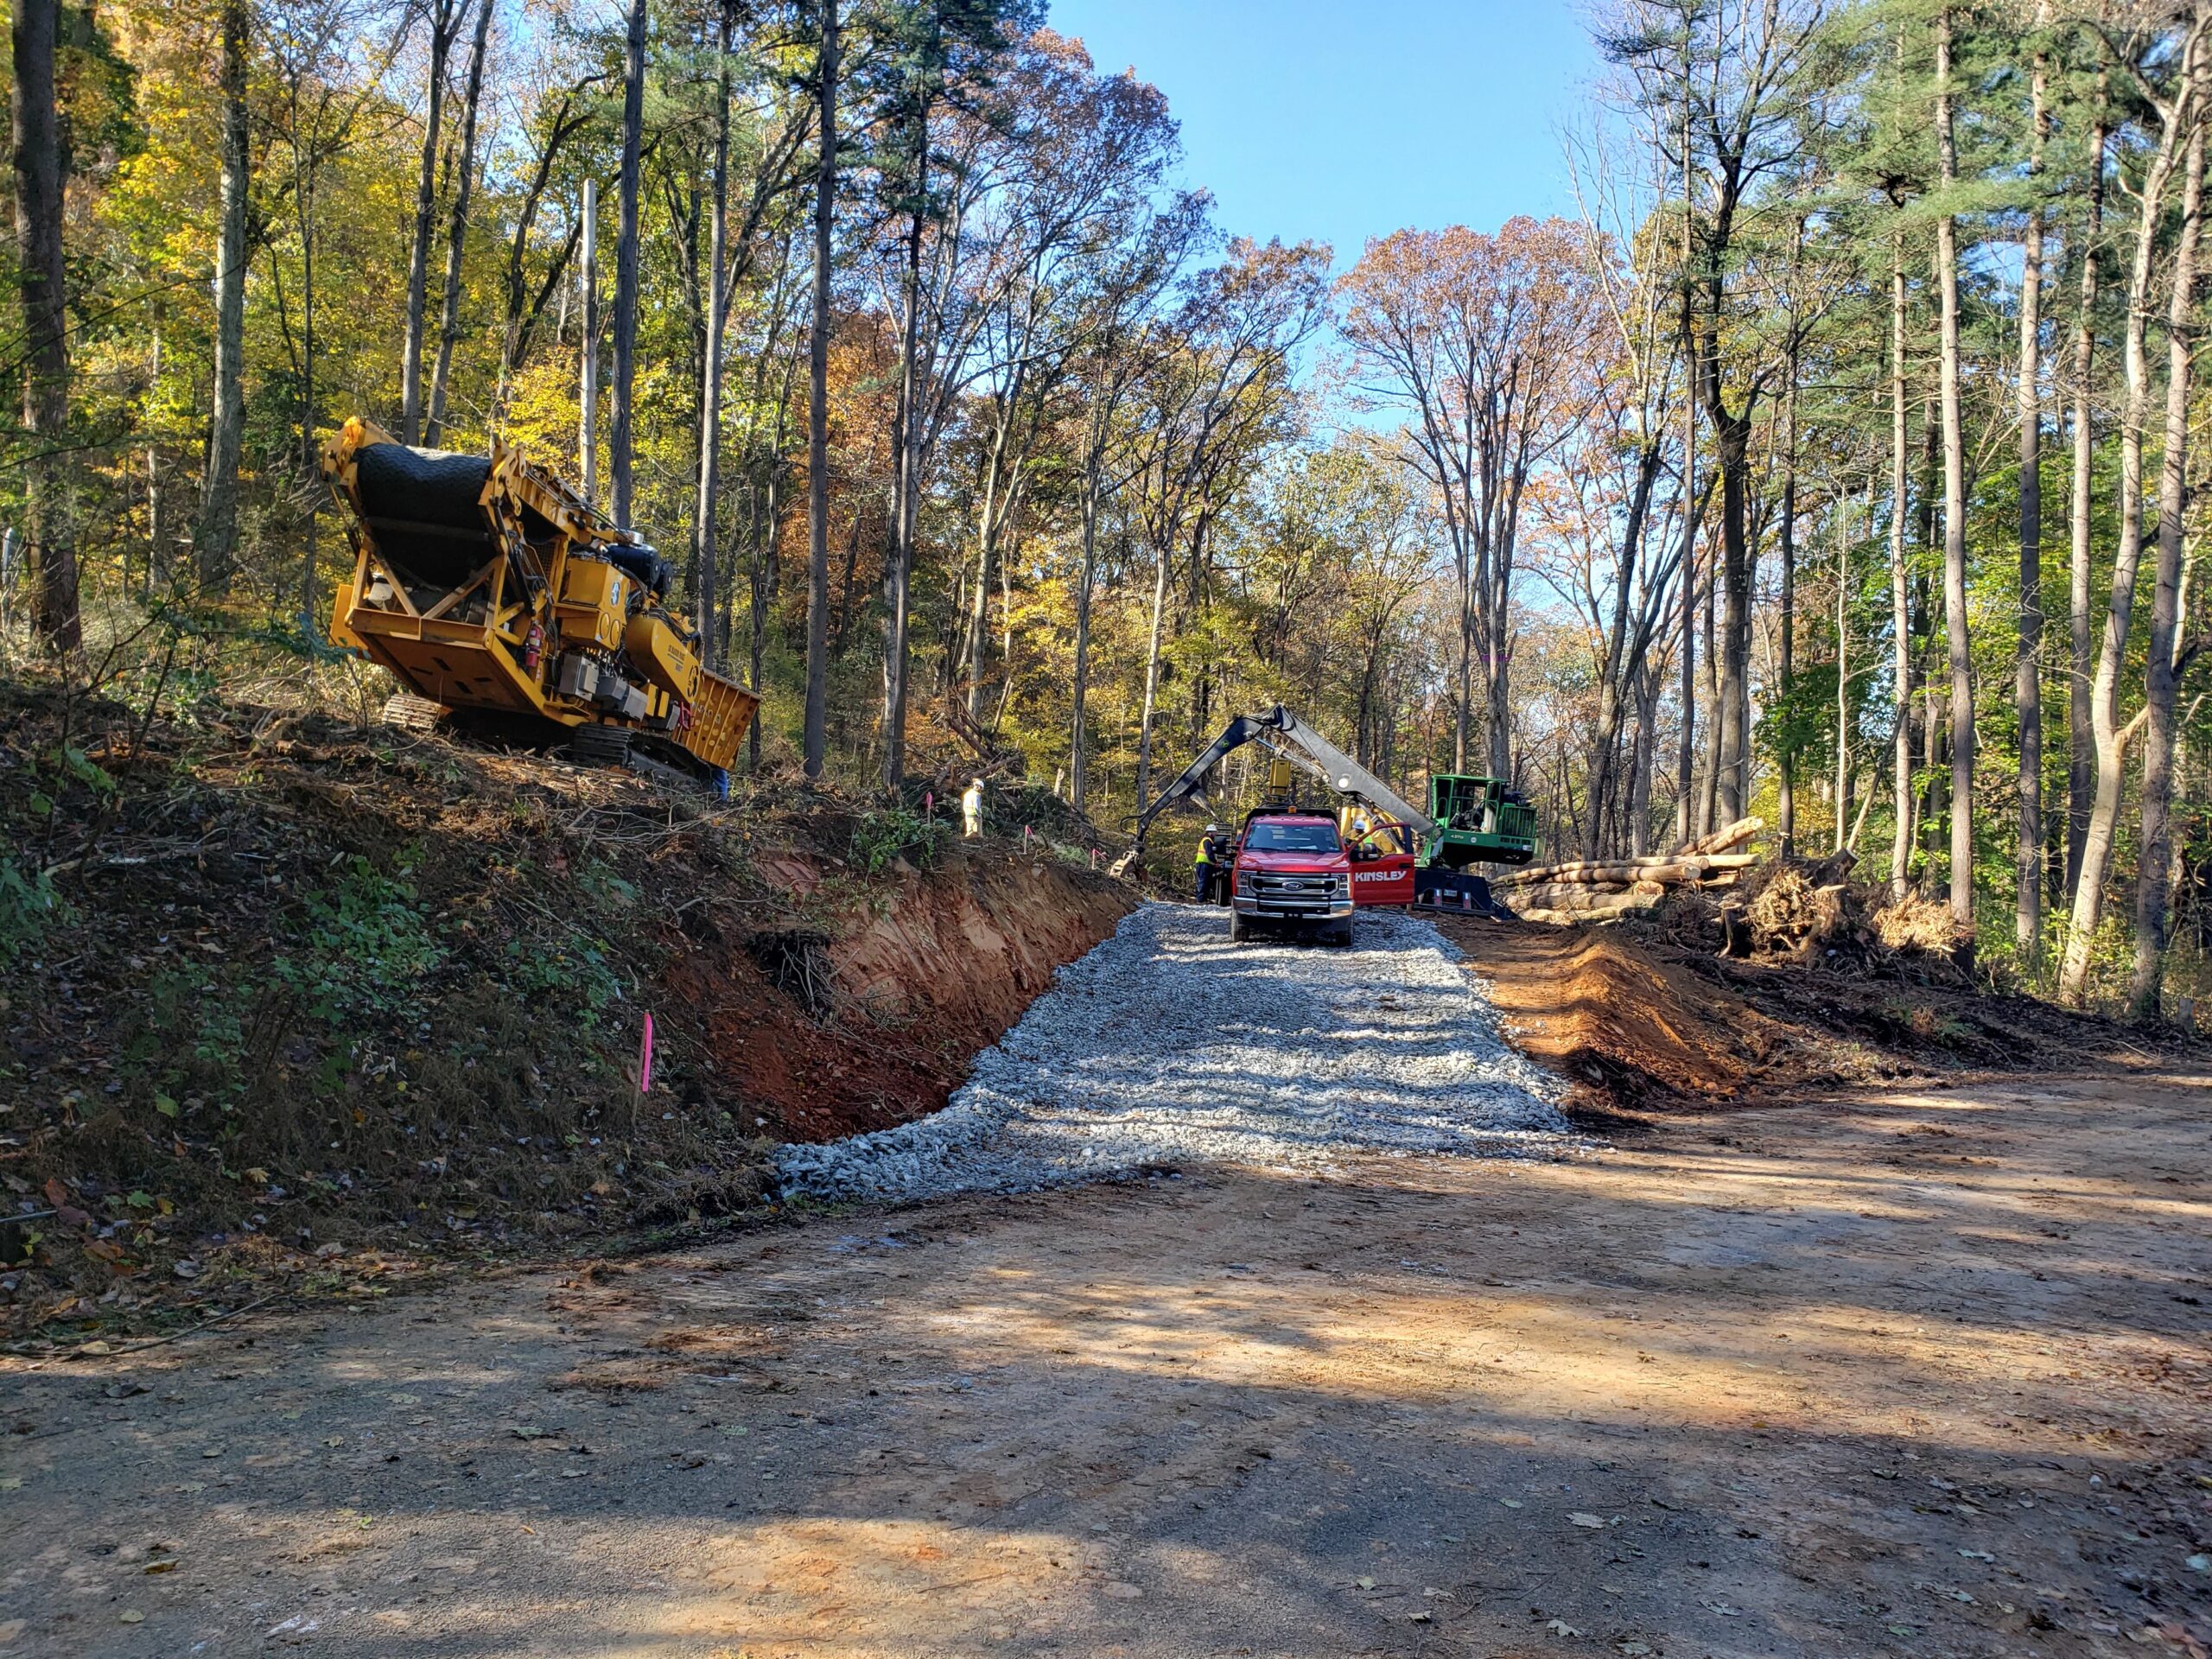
{"left": 1427, "top": 775, "right": 1539, "bottom": 868}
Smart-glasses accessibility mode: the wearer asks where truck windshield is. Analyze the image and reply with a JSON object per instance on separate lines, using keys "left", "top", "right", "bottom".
{"left": 1244, "top": 822, "right": 1341, "bottom": 854}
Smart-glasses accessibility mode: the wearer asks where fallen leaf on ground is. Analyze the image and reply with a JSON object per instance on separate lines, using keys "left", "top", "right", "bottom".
{"left": 1569, "top": 1512, "right": 1607, "bottom": 1529}
{"left": 1357, "top": 1575, "right": 1376, "bottom": 1590}
{"left": 118, "top": 1611, "right": 144, "bottom": 1624}
{"left": 1546, "top": 1618, "right": 1582, "bottom": 1637}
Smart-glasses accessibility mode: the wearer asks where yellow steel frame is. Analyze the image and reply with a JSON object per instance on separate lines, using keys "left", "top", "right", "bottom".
{"left": 324, "top": 416, "right": 758, "bottom": 771}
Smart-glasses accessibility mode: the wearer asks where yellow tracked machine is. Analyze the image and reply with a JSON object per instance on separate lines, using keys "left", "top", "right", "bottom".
{"left": 322, "top": 417, "right": 757, "bottom": 784}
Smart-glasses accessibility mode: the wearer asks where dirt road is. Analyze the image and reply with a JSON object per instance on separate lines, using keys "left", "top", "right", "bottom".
{"left": 5, "top": 1067, "right": 2208, "bottom": 1657}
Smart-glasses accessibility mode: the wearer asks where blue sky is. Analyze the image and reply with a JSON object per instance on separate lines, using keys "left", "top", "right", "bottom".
{"left": 1043, "top": 0, "right": 1602, "bottom": 267}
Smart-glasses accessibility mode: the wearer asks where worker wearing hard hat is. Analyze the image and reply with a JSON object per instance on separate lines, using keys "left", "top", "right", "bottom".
{"left": 1196, "top": 823, "right": 1230, "bottom": 904}
{"left": 962, "top": 777, "right": 985, "bottom": 839}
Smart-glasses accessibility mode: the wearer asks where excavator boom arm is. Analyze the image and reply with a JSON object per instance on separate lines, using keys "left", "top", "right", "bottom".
{"left": 1267, "top": 709, "right": 1435, "bottom": 842}
{"left": 1116, "top": 706, "right": 1436, "bottom": 874}
{"left": 1124, "top": 713, "right": 1281, "bottom": 848}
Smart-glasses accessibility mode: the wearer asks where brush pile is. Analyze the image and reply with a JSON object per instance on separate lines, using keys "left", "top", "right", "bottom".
{"left": 1498, "top": 817, "right": 1764, "bottom": 925}
{"left": 1704, "top": 852, "right": 1974, "bottom": 980}
{"left": 1719, "top": 851, "right": 1864, "bottom": 963}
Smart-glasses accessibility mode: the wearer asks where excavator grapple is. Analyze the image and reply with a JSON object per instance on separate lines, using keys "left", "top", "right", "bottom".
{"left": 322, "top": 418, "right": 756, "bottom": 779}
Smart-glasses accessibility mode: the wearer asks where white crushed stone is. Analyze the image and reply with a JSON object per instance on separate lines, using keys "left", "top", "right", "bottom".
{"left": 772, "top": 903, "right": 1582, "bottom": 1205}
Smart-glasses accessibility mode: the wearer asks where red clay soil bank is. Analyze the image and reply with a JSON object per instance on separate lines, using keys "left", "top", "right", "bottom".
{"left": 1438, "top": 912, "right": 2202, "bottom": 1118}
{"left": 664, "top": 848, "right": 1135, "bottom": 1142}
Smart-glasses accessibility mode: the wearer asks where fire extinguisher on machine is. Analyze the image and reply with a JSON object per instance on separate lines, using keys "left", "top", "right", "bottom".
{"left": 523, "top": 622, "right": 544, "bottom": 673}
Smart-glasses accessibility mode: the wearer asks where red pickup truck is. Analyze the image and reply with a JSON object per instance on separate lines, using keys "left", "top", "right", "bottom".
{"left": 1227, "top": 810, "right": 1357, "bottom": 946}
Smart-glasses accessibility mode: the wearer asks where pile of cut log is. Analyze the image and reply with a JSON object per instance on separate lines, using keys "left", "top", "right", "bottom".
{"left": 1496, "top": 817, "right": 1764, "bottom": 925}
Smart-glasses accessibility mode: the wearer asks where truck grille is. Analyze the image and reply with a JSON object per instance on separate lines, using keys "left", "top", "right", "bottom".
{"left": 1241, "top": 872, "right": 1348, "bottom": 917}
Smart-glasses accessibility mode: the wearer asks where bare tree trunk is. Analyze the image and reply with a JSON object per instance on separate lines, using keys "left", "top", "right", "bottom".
{"left": 1672, "top": 87, "right": 1697, "bottom": 849}
{"left": 1070, "top": 480, "right": 1102, "bottom": 815}
{"left": 993, "top": 509, "right": 1020, "bottom": 734}
{"left": 692, "top": 14, "right": 733, "bottom": 672}
{"left": 145, "top": 331, "right": 162, "bottom": 594}
{"left": 1487, "top": 549, "right": 1515, "bottom": 780}
{"left": 2130, "top": 37, "right": 2208, "bottom": 1019}
{"left": 1698, "top": 555, "right": 1720, "bottom": 837}
{"left": 400, "top": 0, "right": 461, "bottom": 445}
{"left": 802, "top": 0, "right": 838, "bottom": 779}
{"left": 2059, "top": 19, "right": 2204, "bottom": 1003}
{"left": 293, "top": 135, "right": 320, "bottom": 618}
{"left": 879, "top": 200, "right": 923, "bottom": 788}
{"left": 610, "top": 0, "right": 646, "bottom": 525}
{"left": 579, "top": 179, "right": 598, "bottom": 500}
{"left": 1453, "top": 558, "right": 1473, "bottom": 772}
{"left": 1135, "top": 542, "right": 1170, "bottom": 806}
{"left": 2015, "top": 8, "right": 2051, "bottom": 958}
{"left": 1675, "top": 421, "right": 1697, "bottom": 849}
{"left": 1777, "top": 344, "right": 1799, "bottom": 855}
{"left": 1834, "top": 495, "right": 1852, "bottom": 855}
{"left": 1936, "top": 8, "right": 1974, "bottom": 931}
{"left": 197, "top": 0, "right": 251, "bottom": 594}
{"left": 964, "top": 418, "right": 1012, "bottom": 721}
{"left": 2067, "top": 87, "right": 2109, "bottom": 899}
{"left": 1890, "top": 228, "right": 1913, "bottom": 899}
{"left": 426, "top": 0, "right": 493, "bottom": 448}
{"left": 1584, "top": 442, "right": 1661, "bottom": 860}
{"left": 1630, "top": 662, "right": 1658, "bottom": 857}
{"left": 1705, "top": 407, "right": 1752, "bottom": 824}
{"left": 747, "top": 396, "right": 788, "bottom": 774}
{"left": 10, "top": 0, "right": 76, "bottom": 652}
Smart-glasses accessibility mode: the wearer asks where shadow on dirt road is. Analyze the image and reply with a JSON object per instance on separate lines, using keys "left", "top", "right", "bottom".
{"left": 3, "top": 1075, "right": 2209, "bottom": 1657}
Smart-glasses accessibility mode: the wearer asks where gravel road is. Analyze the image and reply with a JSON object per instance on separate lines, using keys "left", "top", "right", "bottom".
{"left": 774, "top": 902, "right": 1576, "bottom": 1204}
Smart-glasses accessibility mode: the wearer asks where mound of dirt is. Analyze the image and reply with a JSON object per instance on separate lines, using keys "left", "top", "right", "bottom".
{"left": 1440, "top": 913, "right": 2202, "bottom": 1122}
{"left": 0, "top": 682, "right": 1135, "bottom": 1347}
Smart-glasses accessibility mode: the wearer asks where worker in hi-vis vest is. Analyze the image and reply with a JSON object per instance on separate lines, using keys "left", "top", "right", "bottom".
{"left": 962, "top": 778, "right": 985, "bottom": 839}
{"left": 1195, "top": 823, "right": 1226, "bottom": 903}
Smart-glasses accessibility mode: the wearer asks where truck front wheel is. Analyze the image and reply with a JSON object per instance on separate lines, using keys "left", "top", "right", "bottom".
{"left": 1229, "top": 910, "right": 1250, "bottom": 944}
{"left": 1326, "top": 918, "right": 1354, "bottom": 948}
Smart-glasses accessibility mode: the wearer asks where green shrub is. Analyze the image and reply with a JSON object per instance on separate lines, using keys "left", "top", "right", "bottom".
{"left": 0, "top": 857, "right": 71, "bottom": 964}
{"left": 272, "top": 855, "right": 447, "bottom": 1026}
{"left": 850, "top": 804, "right": 949, "bottom": 875}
